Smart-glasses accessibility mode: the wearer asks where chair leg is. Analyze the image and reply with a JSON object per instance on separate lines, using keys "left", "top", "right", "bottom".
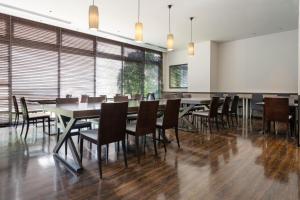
{"left": 24, "top": 120, "right": 30, "bottom": 140}
{"left": 80, "top": 137, "right": 84, "bottom": 163}
{"left": 16, "top": 115, "right": 20, "bottom": 128}
{"left": 106, "top": 144, "right": 109, "bottom": 163}
{"left": 48, "top": 117, "right": 51, "bottom": 136}
{"left": 215, "top": 117, "right": 219, "bottom": 131}
{"left": 122, "top": 139, "right": 128, "bottom": 168}
{"left": 235, "top": 113, "right": 238, "bottom": 125}
{"left": 175, "top": 127, "right": 180, "bottom": 148}
{"left": 226, "top": 114, "right": 231, "bottom": 128}
{"left": 42, "top": 118, "right": 45, "bottom": 133}
{"left": 14, "top": 114, "right": 17, "bottom": 127}
{"left": 221, "top": 115, "right": 225, "bottom": 128}
{"left": 208, "top": 118, "right": 212, "bottom": 133}
{"left": 152, "top": 132, "right": 158, "bottom": 156}
{"left": 21, "top": 120, "right": 25, "bottom": 136}
{"left": 135, "top": 136, "right": 140, "bottom": 163}
{"left": 97, "top": 145, "right": 103, "bottom": 179}
{"left": 161, "top": 129, "right": 167, "bottom": 153}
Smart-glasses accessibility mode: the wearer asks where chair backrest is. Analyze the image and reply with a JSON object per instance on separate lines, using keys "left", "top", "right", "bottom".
{"left": 20, "top": 97, "right": 29, "bottom": 120}
{"left": 98, "top": 102, "right": 128, "bottom": 145}
{"left": 114, "top": 95, "right": 128, "bottom": 102}
{"left": 182, "top": 93, "right": 192, "bottom": 98}
{"left": 99, "top": 95, "right": 107, "bottom": 101}
{"left": 264, "top": 98, "right": 289, "bottom": 123}
{"left": 88, "top": 96, "right": 106, "bottom": 103}
{"left": 66, "top": 94, "right": 72, "bottom": 98}
{"left": 80, "top": 95, "right": 89, "bottom": 103}
{"left": 163, "top": 93, "right": 177, "bottom": 99}
{"left": 230, "top": 95, "right": 239, "bottom": 113}
{"left": 132, "top": 94, "right": 143, "bottom": 101}
{"left": 209, "top": 97, "right": 220, "bottom": 117}
{"left": 162, "top": 99, "right": 181, "bottom": 129}
{"left": 136, "top": 101, "right": 159, "bottom": 136}
{"left": 146, "top": 93, "right": 155, "bottom": 100}
{"left": 221, "top": 96, "right": 231, "bottom": 115}
{"left": 12, "top": 95, "right": 19, "bottom": 114}
{"left": 56, "top": 97, "right": 79, "bottom": 104}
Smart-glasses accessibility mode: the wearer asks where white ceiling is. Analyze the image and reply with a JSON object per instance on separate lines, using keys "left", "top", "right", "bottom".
{"left": 0, "top": 0, "right": 298, "bottom": 50}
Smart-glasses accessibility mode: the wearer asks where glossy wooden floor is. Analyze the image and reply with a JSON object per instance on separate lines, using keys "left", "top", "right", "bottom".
{"left": 0, "top": 119, "right": 300, "bottom": 200}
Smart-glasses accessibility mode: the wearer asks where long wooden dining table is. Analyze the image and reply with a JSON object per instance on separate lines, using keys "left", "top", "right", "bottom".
{"left": 43, "top": 97, "right": 212, "bottom": 173}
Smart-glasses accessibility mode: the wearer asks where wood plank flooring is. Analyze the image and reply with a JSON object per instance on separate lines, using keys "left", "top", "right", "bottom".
{"left": 0, "top": 119, "right": 299, "bottom": 200}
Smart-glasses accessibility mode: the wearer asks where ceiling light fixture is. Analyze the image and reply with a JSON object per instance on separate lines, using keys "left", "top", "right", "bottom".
{"left": 188, "top": 17, "right": 195, "bottom": 56}
{"left": 167, "top": 4, "right": 174, "bottom": 51}
{"left": 135, "top": 0, "right": 143, "bottom": 43}
{"left": 89, "top": 0, "right": 99, "bottom": 30}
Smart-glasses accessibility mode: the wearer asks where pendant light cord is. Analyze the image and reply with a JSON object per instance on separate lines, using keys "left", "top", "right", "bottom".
{"left": 93, "top": 0, "right": 95, "bottom": 5}
{"left": 168, "top": 5, "right": 172, "bottom": 33}
{"left": 138, "top": 0, "right": 140, "bottom": 22}
{"left": 190, "top": 17, "right": 194, "bottom": 42}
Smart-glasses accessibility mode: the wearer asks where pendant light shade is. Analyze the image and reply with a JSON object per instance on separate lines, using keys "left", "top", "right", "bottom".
{"left": 167, "top": 33, "right": 174, "bottom": 51}
{"left": 167, "top": 5, "right": 174, "bottom": 51}
{"left": 188, "top": 17, "right": 194, "bottom": 56}
{"left": 89, "top": 0, "right": 99, "bottom": 30}
{"left": 135, "top": 0, "right": 143, "bottom": 43}
{"left": 188, "top": 42, "right": 194, "bottom": 56}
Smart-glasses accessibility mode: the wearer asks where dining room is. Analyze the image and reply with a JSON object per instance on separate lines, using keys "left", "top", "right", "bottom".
{"left": 0, "top": 0, "right": 299, "bottom": 199}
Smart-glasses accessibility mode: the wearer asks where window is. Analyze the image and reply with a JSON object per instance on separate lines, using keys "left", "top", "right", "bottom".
{"left": 123, "top": 46, "right": 144, "bottom": 96}
{"left": 169, "top": 64, "right": 188, "bottom": 88}
{"left": 11, "top": 19, "right": 58, "bottom": 111}
{"left": 0, "top": 14, "right": 163, "bottom": 125}
{"left": 96, "top": 39, "right": 122, "bottom": 98}
{"left": 144, "top": 51, "right": 161, "bottom": 97}
{"left": 60, "top": 31, "right": 94, "bottom": 98}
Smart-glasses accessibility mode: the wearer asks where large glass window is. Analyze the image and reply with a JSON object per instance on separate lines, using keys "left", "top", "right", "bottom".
{"left": 0, "top": 14, "right": 162, "bottom": 125}
{"left": 11, "top": 19, "right": 58, "bottom": 111}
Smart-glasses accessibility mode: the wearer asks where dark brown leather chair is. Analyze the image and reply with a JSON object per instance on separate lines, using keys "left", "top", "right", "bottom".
{"left": 80, "top": 95, "right": 89, "bottom": 103}
{"left": 13, "top": 95, "right": 21, "bottom": 127}
{"left": 263, "top": 98, "right": 291, "bottom": 134}
{"left": 88, "top": 96, "right": 106, "bottom": 103}
{"left": 114, "top": 95, "right": 129, "bottom": 102}
{"left": 126, "top": 101, "right": 159, "bottom": 163}
{"left": 156, "top": 99, "right": 181, "bottom": 151}
{"left": 229, "top": 95, "right": 239, "bottom": 126}
{"left": 132, "top": 94, "right": 143, "bottom": 100}
{"left": 20, "top": 97, "right": 51, "bottom": 140}
{"left": 146, "top": 93, "right": 155, "bottom": 100}
{"left": 192, "top": 97, "right": 220, "bottom": 132}
{"left": 79, "top": 102, "right": 128, "bottom": 179}
{"left": 218, "top": 96, "right": 231, "bottom": 128}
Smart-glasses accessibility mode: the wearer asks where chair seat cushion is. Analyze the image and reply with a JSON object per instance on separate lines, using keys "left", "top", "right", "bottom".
{"left": 126, "top": 123, "right": 137, "bottom": 134}
{"left": 74, "top": 120, "right": 92, "bottom": 129}
{"left": 127, "top": 113, "right": 138, "bottom": 121}
{"left": 80, "top": 129, "right": 98, "bottom": 143}
{"left": 29, "top": 113, "right": 50, "bottom": 119}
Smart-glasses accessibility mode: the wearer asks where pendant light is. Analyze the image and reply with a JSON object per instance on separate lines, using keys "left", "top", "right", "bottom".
{"left": 167, "top": 5, "right": 174, "bottom": 51}
{"left": 135, "top": 0, "right": 143, "bottom": 43}
{"left": 188, "top": 17, "right": 195, "bottom": 56}
{"left": 89, "top": 0, "right": 99, "bottom": 30}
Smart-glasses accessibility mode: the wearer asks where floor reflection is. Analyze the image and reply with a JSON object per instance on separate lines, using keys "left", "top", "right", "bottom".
{"left": 0, "top": 119, "right": 299, "bottom": 199}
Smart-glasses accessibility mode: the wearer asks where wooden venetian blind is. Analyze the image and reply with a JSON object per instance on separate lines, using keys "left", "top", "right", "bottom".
{"left": 60, "top": 30, "right": 95, "bottom": 98}
{"left": 96, "top": 39, "right": 122, "bottom": 97}
{"left": 11, "top": 18, "right": 58, "bottom": 110}
{"left": 0, "top": 14, "right": 9, "bottom": 124}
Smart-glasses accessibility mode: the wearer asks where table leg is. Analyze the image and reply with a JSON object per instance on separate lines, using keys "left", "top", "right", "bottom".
{"left": 178, "top": 104, "right": 198, "bottom": 132}
{"left": 53, "top": 116, "right": 82, "bottom": 173}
